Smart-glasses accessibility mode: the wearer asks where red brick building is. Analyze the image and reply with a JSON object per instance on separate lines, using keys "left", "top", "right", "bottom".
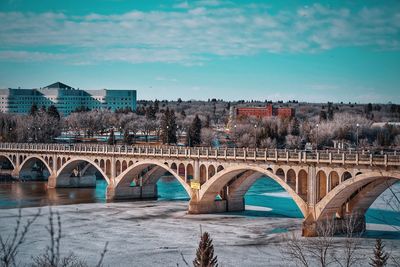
{"left": 236, "top": 105, "right": 295, "bottom": 119}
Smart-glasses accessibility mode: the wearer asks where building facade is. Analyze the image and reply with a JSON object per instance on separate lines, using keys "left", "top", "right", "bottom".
{"left": 0, "top": 82, "right": 137, "bottom": 115}
{"left": 236, "top": 104, "right": 295, "bottom": 119}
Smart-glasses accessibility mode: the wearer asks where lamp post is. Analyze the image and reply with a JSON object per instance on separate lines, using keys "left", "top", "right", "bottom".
{"left": 166, "top": 125, "right": 169, "bottom": 145}
{"left": 356, "top": 123, "right": 360, "bottom": 148}
{"left": 233, "top": 124, "right": 237, "bottom": 148}
{"left": 316, "top": 123, "right": 319, "bottom": 150}
{"left": 254, "top": 124, "right": 258, "bottom": 148}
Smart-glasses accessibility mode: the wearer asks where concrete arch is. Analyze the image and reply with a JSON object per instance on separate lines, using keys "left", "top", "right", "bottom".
{"left": 187, "top": 164, "right": 194, "bottom": 180}
{"left": 317, "top": 170, "right": 327, "bottom": 201}
{"left": 171, "top": 162, "right": 177, "bottom": 173}
{"left": 116, "top": 160, "right": 121, "bottom": 176}
{"left": 57, "top": 157, "right": 62, "bottom": 170}
{"left": 276, "top": 168, "right": 285, "bottom": 180}
{"left": 105, "top": 160, "right": 111, "bottom": 176}
{"left": 329, "top": 171, "right": 340, "bottom": 191}
{"left": 286, "top": 169, "right": 296, "bottom": 191}
{"left": 122, "top": 160, "right": 128, "bottom": 172}
{"left": 315, "top": 171, "right": 400, "bottom": 221}
{"left": 114, "top": 160, "right": 191, "bottom": 196}
{"left": 0, "top": 154, "right": 16, "bottom": 169}
{"left": 19, "top": 155, "right": 52, "bottom": 175}
{"left": 342, "top": 171, "right": 352, "bottom": 182}
{"left": 200, "top": 164, "right": 207, "bottom": 184}
{"left": 178, "top": 163, "right": 185, "bottom": 178}
{"left": 198, "top": 165, "right": 308, "bottom": 217}
{"left": 56, "top": 157, "right": 110, "bottom": 185}
{"left": 208, "top": 165, "right": 216, "bottom": 180}
{"left": 298, "top": 169, "right": 308, "bottom": 201}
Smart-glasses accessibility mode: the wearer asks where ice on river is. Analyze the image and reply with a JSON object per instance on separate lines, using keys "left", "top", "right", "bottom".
{"left": 0, "top": 200, "right": 399, "bottom": 267}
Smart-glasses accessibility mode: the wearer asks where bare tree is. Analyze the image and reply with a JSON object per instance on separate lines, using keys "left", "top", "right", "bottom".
{"left": 0, "top": 209, "right": 41, "bottom": 267}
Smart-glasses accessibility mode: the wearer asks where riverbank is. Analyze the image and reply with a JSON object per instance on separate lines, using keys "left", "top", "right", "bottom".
{"left": 1, "top": 201, "right": 399, "bottom": 266}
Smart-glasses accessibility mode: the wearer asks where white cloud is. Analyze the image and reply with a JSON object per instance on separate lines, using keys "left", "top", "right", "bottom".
{"left": 0, "top": 3, "right": 399, "bottom": 64}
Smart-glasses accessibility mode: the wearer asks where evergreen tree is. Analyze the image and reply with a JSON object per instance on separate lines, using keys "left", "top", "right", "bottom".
{"left": 123, "top": 130, "right": 133, "bottom": 144}
{"left": 145, "top": 106, "right": 156, "bottom": 120}
{"left": 154, "top": 99, "right": 160, "bottom": 113}
{"left": 47, "top": 105, "right": 60, "bottom": 120}
{"left": 108, "top": 129, "right": 116, "bottom": 145}
{"left": 290, "top": 117, "right": 300, "bottom": 136}
{"left": 29, "top": 103, "right": 38, "bottom": 116}
{"left": 193, "top": 231, "right": 218, "bottom": 267}
{"left": 205, "top": 115, "right": 211, "bottom": 128}
{"left": 319, "top": 110, "right": 327, "bottom": 121}
{"left": 370, "top": 239, "right": 389, "bottom": 267}
{"left": 180, "top": 110, "right": 186, "bottom": 118}
{"left": 161, "top": 108, "right": 177, "bottom": 144}
{"left": 187, "top": 115, "right": 202, "bottom": 147}
{"left": 327, "top": 102, "right": 334, "bottom": 120}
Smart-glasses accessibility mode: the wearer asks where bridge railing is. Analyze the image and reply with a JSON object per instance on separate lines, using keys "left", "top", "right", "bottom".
{"left": 0, "top": 142, "right": 399, "bottom": 166}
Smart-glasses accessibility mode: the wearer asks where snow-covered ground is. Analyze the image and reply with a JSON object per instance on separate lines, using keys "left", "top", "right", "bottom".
{"left": 1, "top": 200, "right": 399, "bottom": 267}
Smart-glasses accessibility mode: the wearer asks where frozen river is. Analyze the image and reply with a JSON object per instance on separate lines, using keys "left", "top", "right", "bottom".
{"left": 0, "top": 177, "right": 399, "bottom": 266}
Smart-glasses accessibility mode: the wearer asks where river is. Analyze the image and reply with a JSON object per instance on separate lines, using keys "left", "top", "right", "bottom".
{"left": 0, "top": 177, "right": 399, "bottom": 238}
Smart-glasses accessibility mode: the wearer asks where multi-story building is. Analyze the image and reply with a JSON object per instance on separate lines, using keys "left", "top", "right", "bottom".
{"left": 236, "top": 104, "right": 295, "bottom": 119}
{"left": 0, "top": 82, "right": 137, "bottom": 115}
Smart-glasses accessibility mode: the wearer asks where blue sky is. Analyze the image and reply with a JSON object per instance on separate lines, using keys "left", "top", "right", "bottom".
{"left": 0, "top": 0, "right": 399, "bottom": 103}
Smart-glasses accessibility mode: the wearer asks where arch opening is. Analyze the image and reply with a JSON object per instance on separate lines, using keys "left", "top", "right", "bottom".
{"left": 286, "top": 169, "right": 296, "bottom": 191}
{"left": 197, "top": 165, "right": 308, "bottom": 218}
{"left": 199, "top": 164, "right": 207, "bottom": 185}
{"left": 317, "top": 170, "right": 327, "bottom": 201}
{"left": 114, "top": 161, "right": 191, "bottom": 200}
{"left": 316, "top": 172, "right": 400, "bottom": 225}
{"left": 56, "top": 158, "right": 109, "bottom": 188}
{"left": 329, "top": 171, "right": 340, "bottom": 191}
{"left": 19, "top": 156, "right": 51, "bottom": 181}
{"left": 298, "top": 170, "right": 308, "bottom": 201}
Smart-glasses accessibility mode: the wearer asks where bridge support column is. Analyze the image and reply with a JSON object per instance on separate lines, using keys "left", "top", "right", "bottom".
{"left": 55, "top": 174, "right": 96, "bottom": 188}
{"left": 226, "top": 197, "right": 245, "bottom": 212}
{"left": 106, "top": 184, "right": 158, "bottom": 200}
{"left": 11, "top": 168, "right": 20, "bottom": 179}
{"left": 302, "top": 214, "right": 366, "bottom": 237}
{"left": 48, "top": 174, "right": 57, "bottom": 188}
{"left": 188, "top": 200, "right": 227, "bottom": 214}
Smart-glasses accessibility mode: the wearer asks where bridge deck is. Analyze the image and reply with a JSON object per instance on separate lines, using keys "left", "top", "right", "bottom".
{"left": 1, "top": 143, "right": 399, "bottom": 167}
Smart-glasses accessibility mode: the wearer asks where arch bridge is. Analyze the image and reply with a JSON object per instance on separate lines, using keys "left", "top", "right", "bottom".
{"left": 1, "top": 142, "right": 399, "bottom": 236}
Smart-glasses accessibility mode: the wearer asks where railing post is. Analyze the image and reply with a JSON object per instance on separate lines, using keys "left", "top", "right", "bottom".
{"left": 384, "top": 154, "right": 388, "bottom": 167}
{"left": 275, "top": 149, "right": 278, "bottom": 162}
{"left": 317, "top": 152, "right": 320, "bottom": 164}
{"left": 356, "top": 153, "right": 359, "bottom": 165}
{"left": 342, "top": 153, "right": 345, "bottom": 165}
{"left": 329, "top": 152, "right": 332, "bottom": 164}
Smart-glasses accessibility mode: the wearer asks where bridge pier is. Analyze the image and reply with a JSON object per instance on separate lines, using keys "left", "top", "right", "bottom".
{"left": 55, "top": 174, "right": 97, "bottom": 188}
{"left": 302, "top": 214, "right": 366, "bottom": 237}
{"left": 188, "top": 200, "right": 227, "bottom": 214}
{"left": 106, "top": 184, "right": 158, "bottom": 200}
{"left": 226, "top": 197, "right": 245, "bottom": 212}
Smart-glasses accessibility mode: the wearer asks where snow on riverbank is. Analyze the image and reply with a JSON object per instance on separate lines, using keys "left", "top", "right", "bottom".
{"left": 0, "top": 201, "right": 399, "bottom": 266}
